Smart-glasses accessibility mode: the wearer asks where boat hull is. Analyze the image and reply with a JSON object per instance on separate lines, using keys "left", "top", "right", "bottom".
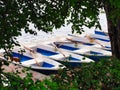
{"left": 0, "top": 48, "right": 65, "bottom": 73}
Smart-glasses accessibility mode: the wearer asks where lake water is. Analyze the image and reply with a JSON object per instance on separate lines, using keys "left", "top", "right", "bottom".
{"left": 17, "top": 13, "right": 107, "bottom": 45}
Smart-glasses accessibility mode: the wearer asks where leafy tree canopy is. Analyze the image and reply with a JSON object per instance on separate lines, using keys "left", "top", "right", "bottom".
{"left": 0, "top": 0, "right": 120, "bottom": 52}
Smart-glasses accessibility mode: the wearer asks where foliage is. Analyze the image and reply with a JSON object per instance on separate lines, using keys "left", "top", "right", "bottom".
{"left": 1, "top": 65, "right": 59, "bottom": 90}
{"left": 53, "top": 58, "right": 120, "bottom": 90}
{"left": 0, "top": 0, "right": 120, "bottom": 52}
{"left": 0, "top": 64, "right": 52, "bottom": 90}
{"left": 1, "top": 58, "right": 120, "bottom": 90}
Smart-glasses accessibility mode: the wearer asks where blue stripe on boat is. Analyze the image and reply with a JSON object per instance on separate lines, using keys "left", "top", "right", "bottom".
{"left": 95, "top": 30, "right": 107, "bottom": 36}
{"left": 105, "top": 46, "right": 111, "bottom": 48}
{"left": 83, "top": 43, "right": 94, "bottom": 46}
{"left": 73, "top": 41, "right": 94, "bottom": 46}
{"left": 90, "top": 51, "right": 103, "bottom": 55}
{"left": 42, "top": 62, "right": 54, "bottom": 68}
{"left": 68, "top": 57, "right": 80, "bottom": 61}
{"left": 37, "top": 48, "right": 58, "bottom": 56}
{"left": 95, "top": 37, "right": 110, "bottom": 42}
{"left": 32, "top": 62, "right": 54, "bottom": 68}
{"left": 12, "top": 52, "right": 32, "bottom": 62}
{"left": 104, "top": 46, "right": 111, "bottom": 52}
{"left": 59, "top": 45, "right": 79, "bottom": 51}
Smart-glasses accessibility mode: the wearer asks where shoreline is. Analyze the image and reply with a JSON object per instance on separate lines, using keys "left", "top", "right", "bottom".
{"left": 2, "top": 63, "right": 50, "bottom": 81}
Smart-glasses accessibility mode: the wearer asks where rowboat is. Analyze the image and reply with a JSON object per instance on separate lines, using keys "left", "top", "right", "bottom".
{"left": 93, "top": 30, "right": 110, "bottom": 42}
{"left": 0, "top": 47, "right": 65, "bottom": 73}
{"left": 95, "top": 30, "right": 108, "bottom": 36}
{"left": 74, "top": 46, "right": 111, "bottom": 61}
{"left": 51, "top": 39, "right": 111, "bottom": 61}
{"left": 88, "top": 34, "right": 110, "bottom": 42}
{"left": 86, "top": 29, "right": 111, "bottom": 51}
{"left": 67, "top": 34, "right": 111, "bottom": 51}
{"left": 68, "top": 33, "right": 110, "bottom": 44}
{"left": 28, "top": 44, "right": 94, "bottom": 67}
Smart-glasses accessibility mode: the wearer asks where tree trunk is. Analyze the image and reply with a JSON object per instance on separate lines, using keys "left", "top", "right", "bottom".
{"left": 104, "top": 4, "right": 120, "bottom": 59}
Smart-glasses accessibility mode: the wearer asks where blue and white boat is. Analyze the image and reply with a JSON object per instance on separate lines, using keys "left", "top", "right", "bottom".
{"left": 51, "top": 39, "right": 111, "bottom": 61}
{"left": 89, "top": 30, "right": 111, "bottom": 51}
{"left": 74, "top": 46, "right": 111, "bottom": 61}
{"left": 93, "top": 30, "right": 110, "bottom": 42}
{"left": 28, "top": 44, "right": 94, "bottom": 67}
{"left": 0, "top": 47, "right": 65, "bottom": 73}
{"left": 95, "top": 30, "right": 108, "bottom": 36}
{"left": 67, "top": 34, "right": 111, "bottom": 51}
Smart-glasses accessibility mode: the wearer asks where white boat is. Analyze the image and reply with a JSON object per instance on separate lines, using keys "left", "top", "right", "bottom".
{"left": 73, "top": 46, "right": 111, "bottom": 61}
{"left": 95, "top": 30, "right": 108, "bottom": 36}
{"left": 28, "top": 44, "right": 94, "bottom": 67}
{"left": 0, "top": 47, "right": 65, "bottom": 72}
{"left": 50, "top": 39, "right": 111, "bottom": 61}
{"left": 67, "top": 34, "right": 111, "bottom": 51}
{"left": 93, "top": 30, "right": 110, "bottom": 42}
{"left": 90, "top": 34, "right": 110, "bottom": 42}
{"left": 85, "top": 29, "right": 111, "bottom": 51}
